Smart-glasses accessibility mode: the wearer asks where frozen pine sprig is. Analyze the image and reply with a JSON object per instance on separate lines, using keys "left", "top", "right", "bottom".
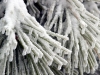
{"left": 28, "top": 0, "right": 100, "bottom": 75}
{"left": 0, "top": 0, "right": 72, "bottom": 75}
{"left": 1, "top": 0, "right": 100, "bottom": 75}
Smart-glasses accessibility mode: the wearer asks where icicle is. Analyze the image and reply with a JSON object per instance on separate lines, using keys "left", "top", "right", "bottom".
{"left": 47, "top": 30, "right": 69, "bottom": 40}
{"left": 38, "top": 61, "right": 48, "bottom": 75}
{"left": 44, "top": 0, "right": 56, "bottom": 27}
{"left": 79, "top": 36, "right": 88, "bottom": 67}
{"left": 56, "top": 55, "right": 68, "bottom": 65}
{"left": 64, "top": 10, "right": 72, "bottom": 36}
{"left": 41, "top": 59, "right": 54, "bottom": 75}
{"left": 17, "top": 31, "right": 28, "bottom": 56}
{"left": 37, "top": 38, "right": 56, "bottom": 57}
{"left": 57, "top": 12, "right": 63, "bottom": 35}
{"left": 49, "top": 4, "right": 62, "bottom": 30}
{"left": 0, "top": 55, "right": 7, "bottom": 75}
{"left": 72, "top": 0, "right": 85, "bottom": 11}
{"left": 79, "top": 20, "right": 87, "bottom": 34}
{"left": 54, "top": 57, "right": 63, "bottom": 70}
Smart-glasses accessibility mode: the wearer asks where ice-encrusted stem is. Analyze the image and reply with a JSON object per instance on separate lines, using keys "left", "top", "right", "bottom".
{"left": 0, "top": 1, "right": 72, "bottom": 73}
{"left": 0, "top": 30, "right": 17, "bottom": 61}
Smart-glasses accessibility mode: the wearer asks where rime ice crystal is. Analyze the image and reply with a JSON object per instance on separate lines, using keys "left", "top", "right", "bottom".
{"left": 0, "top": 0, "right": 100, "bottom": 75}
{"left": 0, "top": 0, "right": 71, "bottom": 75}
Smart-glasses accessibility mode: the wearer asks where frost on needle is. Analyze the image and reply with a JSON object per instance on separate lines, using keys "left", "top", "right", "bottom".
{"left": 0, "top": 0, "right": 71, "bottom": 75}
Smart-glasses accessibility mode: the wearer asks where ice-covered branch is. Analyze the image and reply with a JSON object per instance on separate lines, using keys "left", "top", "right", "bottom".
{"left": 1, "top": 0, "right": 100, "bottom": 75}
{"left": 0, "top": 0, "right": 72, "bottom": 75}
{"left": 27, "top": 0, "right": 100, "bottom": 75}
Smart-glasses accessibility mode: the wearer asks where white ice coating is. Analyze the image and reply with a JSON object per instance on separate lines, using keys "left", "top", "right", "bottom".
{"left": 0, "top": 1, "right": 73, "bottom": 74}
{"left": 1, "top": 0, "right": 100, "bottom": 75}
